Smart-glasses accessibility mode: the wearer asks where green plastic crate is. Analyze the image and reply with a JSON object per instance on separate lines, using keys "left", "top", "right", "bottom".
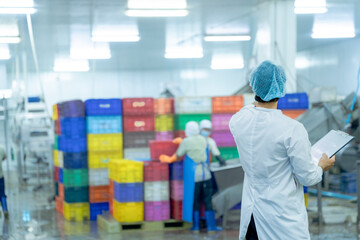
{"left": 54, "top": 135, "right": 58, "bottom": 150}
{"left": 63, "top": 169, "right": 88, "bottom": 187}
{"left": 212, "top": 147, "right": 239, "bottom": 161}
{"left": 174, "top": 114, "right": 211, "bottom": 131}
{"left": 64, "top": 186, "right": 89, "bottom": 203}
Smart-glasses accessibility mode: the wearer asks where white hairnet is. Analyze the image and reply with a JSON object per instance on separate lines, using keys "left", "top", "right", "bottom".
{"left": 200, "top": 119, "right": 212, "bottom": 130}
{"left": 185, "top": 121, "right": 200, "bottom": 137}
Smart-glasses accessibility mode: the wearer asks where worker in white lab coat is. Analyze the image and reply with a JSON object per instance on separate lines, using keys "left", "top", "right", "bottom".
{"left": 229, "top": 60, "right": 335, "bottom": 240}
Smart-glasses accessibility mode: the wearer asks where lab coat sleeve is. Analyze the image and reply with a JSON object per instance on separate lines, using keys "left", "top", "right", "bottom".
{"left": 176, "top": 140, "right": 187, "bottom": 158}
{"left": 208, "top": 138, "right": 220, "bottom": 156}
{"left": 286, "top": 123, "right": 323, "bottom": 186}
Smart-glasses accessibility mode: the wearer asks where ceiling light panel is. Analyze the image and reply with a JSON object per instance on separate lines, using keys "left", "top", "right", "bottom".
{"left": 204, "top": 35, "right": 251, "bottom": 42}
{"left": 0, "top": 7, "right": 36, "bottom": 14}
{"left": 128, "top": 0, "right": 187, "bottom": 9}
{"left": 294, "top": 0, "right": 327, "bottom": 14}
{"left": 0, "top": 0, "right": 34, "bottom": 8}
{"left": 211, "top": 54, "right": 244, "bottom": 70}
{"left": 92, "top": 22, "right": 140, "bottom": 42}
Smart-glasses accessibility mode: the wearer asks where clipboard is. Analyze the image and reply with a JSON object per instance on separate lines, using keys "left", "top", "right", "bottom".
{"left": 311, "top": 130, "right": 354, "bottom": 163}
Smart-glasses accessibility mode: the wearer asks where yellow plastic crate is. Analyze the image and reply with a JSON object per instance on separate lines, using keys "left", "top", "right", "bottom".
{"left": 109, "top": 159, "right": 143, "bottom": 183}
{"left": 52, "top": 104, "right": 58, "bottom": 120}
{"left": 53, "top": 150, "right": 59, "bottom": 167}
{"left": 88, "top": 133, "right": 123, "bottom": 152}
{"left": 113, "top": 200, "right": 144, "bottom": 222}
{"left": 304, "top": 193, "right": 308, "bottom": 207}
{"left": 64, "top": 221, "right": 90, "bottom": 236}
{"left": 63, "top": 202, "right": 89, "bottom": 222}
{"left": 88, "top": 151, "right": 123, "bottom": 168}
{"left": 155, "top": 114, "right": 174, "bottom": 132}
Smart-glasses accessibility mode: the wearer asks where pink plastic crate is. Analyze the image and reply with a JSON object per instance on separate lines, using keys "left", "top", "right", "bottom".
{"left": 145, "top": 201, "right": 170, "bottom": 221}
{"left": 155, "top": 131, "right": 174, "bottom": 141}
{"left": 170, "top": 180, "right": 183, "bottom": 200}
{"left": 212, "top": 131, "right": 236, "bottom": 147}
{"left": 211, "top": 114, "right": 233, "bottom": 131}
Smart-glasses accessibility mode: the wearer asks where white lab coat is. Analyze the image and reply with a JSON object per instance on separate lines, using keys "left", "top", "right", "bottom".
{"left": 229, "top": 104, "right": 323, "bottom": 240}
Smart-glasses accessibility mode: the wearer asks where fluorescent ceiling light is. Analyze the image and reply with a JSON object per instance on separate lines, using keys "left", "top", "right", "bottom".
{"left": 295, "top": 56, "right": 310, "bottom": 69}
{"left": 70, "top": 47, "right": 111, "bottom": 60}
{"left": 0, "top": 7, "right": 36, "bottom": 14}
{"left": 294, "top": 0, "right": 327, "bottom": 14}
{"left": 128, "top": 0, "right": 187, "bottom": 9}
{"left": 53, "top": 59, "right": 90, "bottom": 72}
{"left": 0, "top": 44, "right": 10, "bottom": 60}
{"left": 211, "top": 54, "right": 244, "bottom": 70}
{"left": 294, "top": 7, "right": 327, "bottom": 14}
{"left": 0, "top": 36, "right": 20, "bottom": 43}
{"left": 92, "top": 35, "right": 140, "bottom": 42}
{"left": 165, "top": 48, "right": 203, "bottom": 59}
{"left": 0, "top": 0, "right": 34, "bottom": 7}
{"left": 126, "top": 9, "right": 188, "bottom": 17}
{"left": 204, "top": 35, "right": 251, "bottom": 42}
{"left": 311, "top": 31, "right": 355, "bottom": 39}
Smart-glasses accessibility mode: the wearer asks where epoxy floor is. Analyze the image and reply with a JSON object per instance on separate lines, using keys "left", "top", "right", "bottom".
{"left": 0, "top": 172, "right": 359, "bottom": 240}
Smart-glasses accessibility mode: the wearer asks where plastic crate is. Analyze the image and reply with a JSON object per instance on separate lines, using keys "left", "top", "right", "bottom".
{"left": 155, "top": 115, "right": 174, "bottom": 132}
{"left": 56, "top": 196, "right": 63, "bottom": 215}
{"left": 155, "top": 131, "right": 174, "bottom": 141}
{"left": 123, "top": 148, "right": 151, "bottom": 161}
{"left": 212, "top": 96, "right": 244, "bottom": 113}
{"left": 55, "top": 182, "right": 59, "bottom": 196}
{"left": 53, "top": 150, "right": 59, "bottom": 167}
{"left": 55, "top": 120, "right": 61, "bottom": 135}
{"left": 54, "top": 167, "right": 59, "bottom": 182}
{"left": 340, "top": 172, "right": 356, "bottom": 194}
{"left": 89, "top": 168, "right": 109, "bottom": 186}
{"left": 113, "top": 182, "right": 144, "bottom": 203}
{"left": 169, "top": 161, "right": 183, "bottom": 181}
{"left": 214, "top": 147, "right": 239, "bottom": 161}
{"left": 60, "top": 117, "right": 86, "bottom": 138}
{"left": 54, "top": 135, "right": 58, "bottom": 150}
{"left": 174, "top": 114, "right": 211, "bottom": 131}
{"left": 170, "top": 180, "right": 183, "bottom": 200}
{"left": 212, "top": 131, "right": 236, "bottom": 147}
{"left": 59, "top": 168, "right": 63, "bottom": 183}
{"left": 170, "top": 199, "right": 182, "bottom": 220}
{"left": 113, "top": 201, "right": 144, "bottom": 222}
{"left": 90, "top": 202, "right": 110, "bottom": 221}
{"left": 144, "top": 161, "right": 169, "bottom": 182}
{"left": 277, "top": 93, "right": 309, "bottom": 110}
{"left": 144, "top": 181, "right": 169, "bottom": 202}
{"left": 87, "top": 133, "right": 123, "bottom": 152}
{"left": 58, "top": 100, "right": 85, "bottom": 118}
{"left": 109, "top": 159, "right": 143, "bottom": 183}
{"left": 63, "top": 152, "right": 87, "bottom": 169}
{"left": 282, "top": 110, "right": 306, "bottom": 119}
{"left": 63, "top": 169, "right": 88, "bottom": 187}
{"left": 109, "top": 180, "right": 114, "bottom": 197}
{"left": 149, "top": 140, "right": 178, "bottom": 161}
{"left": 53, "top": 104, "right": 59, "bottom": 121}
{"left": 123, "top": 116, "right": 155, "bottom": 132}
{"left": 58, "top": 151, "right": 64, "bottom": 168}
{"left": 175, "top": 97, "right": 212, "bottom": 114}
{"left": 59, "top": 183, "right": 64, "bottom": 199}
{"left": 63, "top": 186, "right": 89, "bottom": 203}
{"left": 87, "top": 116, "right": 122, "bottom": 134}
{"left": 144, "top": 201, "right": 170, "bottom": 221}
{"left": 174, "top": 131, "right": 185, "bottom": 139}
{"left": 63, "top": 202, "right": 90, "bottom": 221}
{"left": 88, "top": 151, "right": 123, "bottom": 168}
{"left": 123, "top": 131, "right": 155, "bottom": 148}
{"left": 211, "top": 114, "right": 233, "bottom": 131}
{"left": 85, "top": 99, "right": 122, "bottom": 116}
{"left": 122, "top": 98, "right": 154, "bottom": 116}
{"left": 154, "top": 98, "right": 174, "bottom": 115}
{"left": 89, "top": 185, "right": 110, "bottom": 203}
{"left": 58, "top": 136, "right": 87, "bottom": 153}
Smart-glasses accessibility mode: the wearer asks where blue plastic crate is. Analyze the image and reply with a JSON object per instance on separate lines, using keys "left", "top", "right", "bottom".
{"left": 303, "top": 186, "right": 308, "bottom": 193}
{"left": 169, "top": 161, "right": 183, "bottom": 181}
{"left": 58, "top": 136, "right": 87, "bottom": 153}
{"left": 340, "top": 173, "right": 356, "bottom": 193}
{"left": 277, "top": 93, "right": 309, "bottom": 110}
{"left": 28, "top": 96, "right": 41, "bottom": 103}
{"left": 58, "top": 100, "right": 85, "bottom": 118}
{"left": 85, "top": 99, "right": 122, "bottom": 116}
{"left": 113, "top": 182, "right": 144, "bottom": 203}
{"left": 63, "top": 152, "right": 88, "bottom": 169}
{"left": 90, "top": 202, "right": 109, "bottom": 221}
{"left": 60, "top": 117, "right": 86, "bottom": 138}
{"left": 87, "top": 116, "right": 122, "bottom": 134}
{"left": 59, "top": 168, "right": 63, "bottom": 183}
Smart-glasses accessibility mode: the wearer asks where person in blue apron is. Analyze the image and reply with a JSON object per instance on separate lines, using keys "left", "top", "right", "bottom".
{"left": 0, "top": 146, "right": 8, "bottom": 219}
{"left": 160, "top": 121, "right": 221, "bottom": 233}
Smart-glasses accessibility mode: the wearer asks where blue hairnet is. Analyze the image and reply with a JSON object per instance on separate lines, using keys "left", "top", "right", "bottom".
{"left": 249, "top": 60, "right": 286, "bottom": 101}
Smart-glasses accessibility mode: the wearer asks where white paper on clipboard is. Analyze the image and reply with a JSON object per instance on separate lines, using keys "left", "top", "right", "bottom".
{"left": 311, "top": 130, "right": 354, "bottom": 163}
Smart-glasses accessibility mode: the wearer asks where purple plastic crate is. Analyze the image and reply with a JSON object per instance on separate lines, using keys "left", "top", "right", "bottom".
{"left": 58, "top": 136, "right": 87, "bottom": 153}
{"left": 63, "top": 152, "right": 87, "bottom": 169}
{"left": 212, "top": 131, "right": 236, "bottom": 147}
{"left": 85, "top": 99, "right": 122, "bottom": 116}
{"left": 211, "top": 114, "right": 232, "bottom": 131}
{"left": 145, "top": 201, "right": 170, "bottom": 221}
{"left": 60, "top": 117, "right": 86, "bottom": 138}
{"left": 59, "top": 168, "right": 63, "bottom": 183}
{"left": 90, "top": 202, "right": 109, "bottom": 221}
{"left": 113, "top": 182, "right": 144, "bottom": 203}
{"left": 277, "top": 93, "right": 309, "bottom": 110}
{"left": 58, "top": 100, "right": 85, "bottom": 118}
{"left": 169, "top": 161, "right": 183, "bottom": 181}
{"left": 170, "top": 180, "right": 183, "bottom": 200}
{"left": 155, "top": 131, "right": 174, "bottom": 141}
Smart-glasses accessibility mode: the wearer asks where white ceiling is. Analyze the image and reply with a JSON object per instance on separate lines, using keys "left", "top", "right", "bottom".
{"left": 3, "top": 0, "right": 360, "bottom": 73}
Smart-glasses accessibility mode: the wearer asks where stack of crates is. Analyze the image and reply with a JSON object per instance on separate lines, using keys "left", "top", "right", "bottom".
{"left": 278, "top": 93, "right": 309, "bottom": 119}
{"left": 85, "top": 99, "right": 123, "bottom": 221}
{"left": 122, "top": 98, "right": 155, "bottom": 161}
{"left": 109, "top": 159, "right": 144, "bottom": 222}
{"left": 154, "top": 98, "right": 175, "bottom": 141}
{"left": 169, "top": 161, "right": 183, "bottom": 220}
{"left": 174, "top": 97, "right": 212, "bottom": 138}
{"left": 211, "top": 96, "right": 243, "bottom": 162}
{"left": 56, "top": 100, "right": 90, "bottom": 221}
{"left": 53, "top": 104, "right": 63, "bottom": 215}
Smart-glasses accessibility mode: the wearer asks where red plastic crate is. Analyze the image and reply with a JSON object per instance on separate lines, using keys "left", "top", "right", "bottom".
{"left": 170, "top": 199, "right": 182, "bottom": 220}
{"left": 170, "top": 180, "right": 183, "bottom": 200}
{"left": 123, "top": 98, "right": 154, "bottom": 116}
{"left": 211, "top": 114, "right": 233, "bottom": 131}
{"left": 59, "top": 183, "right": 64, "bottom": 200}
{"left": 145, "top": 201, "right": 170, "bottom": 221}
{"left": 149, "top": 140, "right": 179, "bottom": 161}
{"left": 174, "top": 131, "right": 185, "bottom": 139}
{"left": 109, "top": 198, "right": 114, "bottom": 215}
{"left": 89, "top": 185, "right": 110, "bottom": 203}
{"left": 54, "top": 167, "right": 59, "bottom": 182}
{"left": 123, "top": 116, "right": 155, "bottom": 132}
{"left": 144, "top": 162, "right": 169, "bottom": 182}
{"left": 55, "top": 120, "right": 61, "bottom": 135}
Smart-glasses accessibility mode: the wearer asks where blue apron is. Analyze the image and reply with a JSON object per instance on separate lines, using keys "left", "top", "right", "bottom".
{"left": 183, "top": 155, "right": 196, "bottom": 222}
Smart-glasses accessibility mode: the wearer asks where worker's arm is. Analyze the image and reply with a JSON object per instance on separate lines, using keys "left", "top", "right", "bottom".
{"left": 215, "top": 155, "right": 226, "bottom": 166}
{"left": 160, "top": 139, "right": 186, "bottom": 163}
{"left": 208, "top": 138, "right": 226, "bottom": 166}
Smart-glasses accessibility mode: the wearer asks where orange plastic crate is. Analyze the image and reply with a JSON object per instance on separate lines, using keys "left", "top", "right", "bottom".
{"left": 59, "top": 183, "right": 64, "bottom": 200}
{"left": 109, "top": 198, "right": 114, "bottom": 215}
{"left": 282, "top": 110, "right": 306, "bottom": 119}
{"left": 154, "top": 98, "right": 174, "bottom": 115}
{"left": 89, "top": 185, "right": 110, "bottom": 203}
{"left": 212, "top": 96, "right": 244, "bottom": 113}
{"left": 56, "top": 196, "right": 63, "bottom": 215}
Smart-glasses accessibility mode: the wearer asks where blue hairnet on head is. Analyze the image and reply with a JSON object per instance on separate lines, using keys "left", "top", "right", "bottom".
{"left": 249, "top": 60, "right": 286, "bottom": 101}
